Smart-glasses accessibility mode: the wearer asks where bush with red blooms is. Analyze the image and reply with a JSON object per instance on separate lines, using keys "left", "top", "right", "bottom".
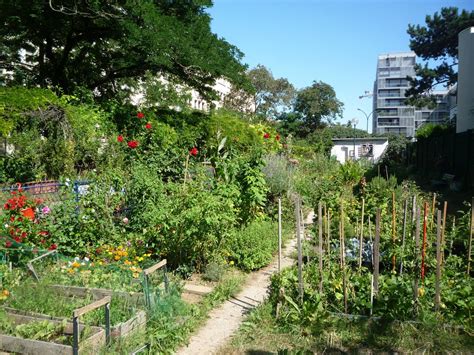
{"left": 116, "top": 112, "right": 153, "bottom": 151}
{"left": 0, "top": 185, "right": 56, "bottom": 251}
{"left": 189, "top": 147, "right": 198, "bottom": 157}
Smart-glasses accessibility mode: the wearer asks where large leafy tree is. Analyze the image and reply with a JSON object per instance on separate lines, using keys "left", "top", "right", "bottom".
{"left": 247, "top": 65, "right": 295, "bottom": 119}
{"left": 406, "top": 7, "right": 474, "bottom": 107}
{"left": 293, "top": 81, "right": 343, "bottom": 133}
{"left": 0, "top": 0, "right": 248, "bottom": 101}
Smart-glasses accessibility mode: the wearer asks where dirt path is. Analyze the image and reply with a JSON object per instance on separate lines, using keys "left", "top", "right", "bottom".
{"left": 176, "top": 211, "right": 314, "bottom": 355}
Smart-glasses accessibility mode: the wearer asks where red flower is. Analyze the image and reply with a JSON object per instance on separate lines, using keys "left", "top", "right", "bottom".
{"left": 263, "top": 133, "right": 270, "bottom": 139}
{"left": 14, "top": 236, "right": 21, "bottom": 243}
{"left": 127, "top": 141, "right": 139, "bottom": 149}
{"left": 21, "top": 232, "right": 27, "bottom": 239}
{"left": 189, "top": 147, "right": 198, "bottom": 157}
{"left": 21, "top": 207, "right": 35, "bottom": 221}
{"left": 117, "top": 135, "right": 124, "bottom": 143}
{"left": 137, "top": 112, "right": 145, "bottom": 119}
{"left": 5, "top": 241, "right": 12, "bottom": 248}
{"left": 48, "top": 243, "right": 57, "bottom": 250}
{"left": 275, "top": 134, "right": 280, "bottom": 141}
{"left": 38, "top": 231, "right": 49, "bottom": 236}
{"left": 40, "top": 239, "right": 46, "bottom": 244}
{"left": 145, "top": 122, "right": 152, "bottom": 130}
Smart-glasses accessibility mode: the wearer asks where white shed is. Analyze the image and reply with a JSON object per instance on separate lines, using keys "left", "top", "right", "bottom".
{"left": 330, "top": 137, "right": 388, "bottom": 164}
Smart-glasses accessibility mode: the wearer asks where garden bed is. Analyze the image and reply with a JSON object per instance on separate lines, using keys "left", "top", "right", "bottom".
{"left": 0, "top": 310, "right": 104, "bottom": 354}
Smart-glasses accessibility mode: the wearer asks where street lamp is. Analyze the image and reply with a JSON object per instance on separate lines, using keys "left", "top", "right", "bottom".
{"left": 350, "top": 118, "right": 358, "bottom": 160}
{"left": 357, "top": 108, "right": 377, "bottom": 133}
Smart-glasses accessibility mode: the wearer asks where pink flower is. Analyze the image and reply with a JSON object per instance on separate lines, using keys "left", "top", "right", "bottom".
{"left": 189, "top": 147, "right": 198, "bottom": 157}
{"left": 42, "top": 206, "right": 50, "bottom": 215}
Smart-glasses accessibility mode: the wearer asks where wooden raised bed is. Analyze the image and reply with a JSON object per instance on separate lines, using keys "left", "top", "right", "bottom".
{"left": 46, "top": 285, "right": 146, "bottom": 338}
{"left": 0, "top": 311, "right": 104, "bottom": 355}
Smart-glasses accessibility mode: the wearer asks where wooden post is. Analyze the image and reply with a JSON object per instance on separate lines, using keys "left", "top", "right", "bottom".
{"left": 340, "top": 202, "right": 347, "bottom": 314}
{"left": 413, "top": 207, "right": 421, "bottom": 308}
{"left": 435, "top": 209, "right": 442, "bottom": 311}
{"left": 327, "top": 208, "right": 331, "bottom": 258}
{"left": 301, "top": 207, "right": 306, "bottom": 262}
{"left": 400, "top": 200, "right": 408, "bottom": 275}
{"left": 468, "top": 197, "right": 474, "bottom": 275}
{"left": 278, "top": 197, "right": 282, "bottom": 272}
{"left": 373, "top": 209, "right": 381, "bottom": 296}
{"left": 358, "top": 198, "right": 365, "bottom": 270}
{"left": 430, "top": 193, "right": 437, "bottom": 231}
{"left": 411, "top": 195, "right": 417, "bottom": 241}
{"left": 392, "top": 191, "right": 397, "bottom": 272}
{"left": 318, "top": 202, "right": 323, "bottom": 293}
{"left": 422, "top": 202, "right": 428, "bottom": 283}
{"left": 295, "top": 196, "right": 303, "bottom": 303}
{"left": 385, "top": 165, "right": 389, "bottom": 179}
{"left": 441, "top": 201, "right": 447, "bottom": 264}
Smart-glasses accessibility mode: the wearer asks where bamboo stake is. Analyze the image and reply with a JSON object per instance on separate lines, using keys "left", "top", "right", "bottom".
{"left": 392, "top": 191, "right": 397, "bottom": 272}
{"left": 341, "top": 202, "right": 347, "bottom": 314}
{"left": 413, "top": 207, "right": 421, "bottom": 309}
{"left": 430, "top": 193, "right": 437, "bottom": 231}
{"left": 318, "top": 202, "right": 323, "bottom": 293}
{"left": 278, "top": 197, "right": 282, "bottom": 272}
{"left": 468, "top": 197, "right": 474, "bottom": 275}
{"left": 435, "top": 209, "right": 442, "bottom": 311}
{"left": 301, "top": 208, "right": 306, "bottom": 262}
{"left": 327, "top": 208, "right": 331, "bottom": 258}
{"left": 400, "top": 200, "right": 408, "bottom": 275}
{"left": 373, "top": 209, "right": 381, "bottom": 296}
{"left": 358, "top": 198, "right": 365, "bottom": 270}
{"left": 385, "top": 165, "right": 389, "bottom": 180}
{"left": 411, "top": 195, "right": 417, "bottom": 241}
{"left": 422, "top": 202, "right": 428, "bottom": 283}
{"left": 441, "top": 201, "right": 447, "bottom": 265}
{"left": 295, "top": 196, "right": 303, "bottom": 303}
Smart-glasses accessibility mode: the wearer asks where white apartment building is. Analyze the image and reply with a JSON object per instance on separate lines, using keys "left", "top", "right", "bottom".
{"left": 373, "top": 52, "right": 450, "bottom": 137}
{"left": 456, "top": 27, "right": 474, "bottom": 133}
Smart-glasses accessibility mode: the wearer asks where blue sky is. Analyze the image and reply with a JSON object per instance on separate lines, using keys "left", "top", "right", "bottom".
{"left": 207, "top": 0, "right": 473, "bottom": 131}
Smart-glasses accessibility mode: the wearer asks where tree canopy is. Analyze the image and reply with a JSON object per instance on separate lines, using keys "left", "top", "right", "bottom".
{"left": 0, "top": 0, "right": 249, "bottom": 101}
{"left": 406, "top": 7, "right": 474, "bottom": 107}
{"left": 293, "top": 81, "right": 343, "bottom": 133}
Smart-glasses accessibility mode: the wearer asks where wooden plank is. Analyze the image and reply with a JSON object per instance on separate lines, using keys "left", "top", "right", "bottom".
{"left": 340, "top": 202, "right": 347, "bottom": 313}
{"left": 400, "top": 199, "right": 408, "bottom": 275}
{"left": 413, "top": 207, "right": 421, "bottom": 307}
{"left": 73, "top": 296, "right": 111, "bottom": 318}
{"left": 183, "top": 284, "right": 213, "bottom": 295}
{"left": 422, "top": 202, "right": 428, "bottom": 282}
{"left": 441, "top": 201, "right": 448, "bottom": 264}
{"left": 0, "top": 334, "right": 71, "bottom": 355}
{"left": 143, "top": 259, "right": 167, "bottom": 276}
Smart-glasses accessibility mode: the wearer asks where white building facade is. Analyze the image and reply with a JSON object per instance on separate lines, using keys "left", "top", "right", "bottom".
{"left": 456, "top": 27, "right": 474, "bottom": 133}
{"left": 372, "top": 52, "right": 450, "bottom": 137}
{"left": 331, "top": 137, "right": 388, "bottom": 164}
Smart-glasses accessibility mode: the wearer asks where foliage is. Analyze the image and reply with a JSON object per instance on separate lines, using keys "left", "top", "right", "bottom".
{"left": 227, "top": 219, "right": 278, "bottom": 272}
{"left": 293, "top": 81, "right": 344, "bottom": 133}
{"left": 245, "top": 65, "right": 295, "bottom": 120}
{"left": 0, "top": 0, "right": 249, "bottom": 102}
{"left": 415, "top": 122, "right": 454, "bottom": 139}
{"left": 406, "top": 7, "right": 474, "bottom": 107}
{"left": 262, "top": 154, "right": 294, "bottom": 198}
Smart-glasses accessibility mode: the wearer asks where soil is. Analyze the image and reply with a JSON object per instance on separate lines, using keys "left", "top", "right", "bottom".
{"left": 176, "top": 211, "right": 313, "bottom": 355}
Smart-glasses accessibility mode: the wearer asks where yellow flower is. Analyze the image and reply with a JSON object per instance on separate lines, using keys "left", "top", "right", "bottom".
{"left": 71, "top": 261, "right": 81, "bottom": 268}
{"left": 229, "top": 261, "right": 234, "bottom": 265}
{"left": 2, "top": 290, "right": 10, "bottom": 297}
{"left": 418, "top": 287, "right": 425, "bottom": 297}
{"left": 132, "top": 272, "right": 139, "bottom": 278}
{"left": 114, "top": 255, "right": 121, "bottom": 261}
{"left": 68, "top": 268, "right": 75, "bottom": 274}
{"left": 124, "top": 260, "right": 132, "bottom": 265}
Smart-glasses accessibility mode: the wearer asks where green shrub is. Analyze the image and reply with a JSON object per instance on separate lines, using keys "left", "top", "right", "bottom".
{"left": 228, "top": 219, "right": 278, "bottom": 271}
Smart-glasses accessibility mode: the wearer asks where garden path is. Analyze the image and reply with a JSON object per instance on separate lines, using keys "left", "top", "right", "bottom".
{"left": 176, "top": 210, "right": 314, "bottom": 355}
